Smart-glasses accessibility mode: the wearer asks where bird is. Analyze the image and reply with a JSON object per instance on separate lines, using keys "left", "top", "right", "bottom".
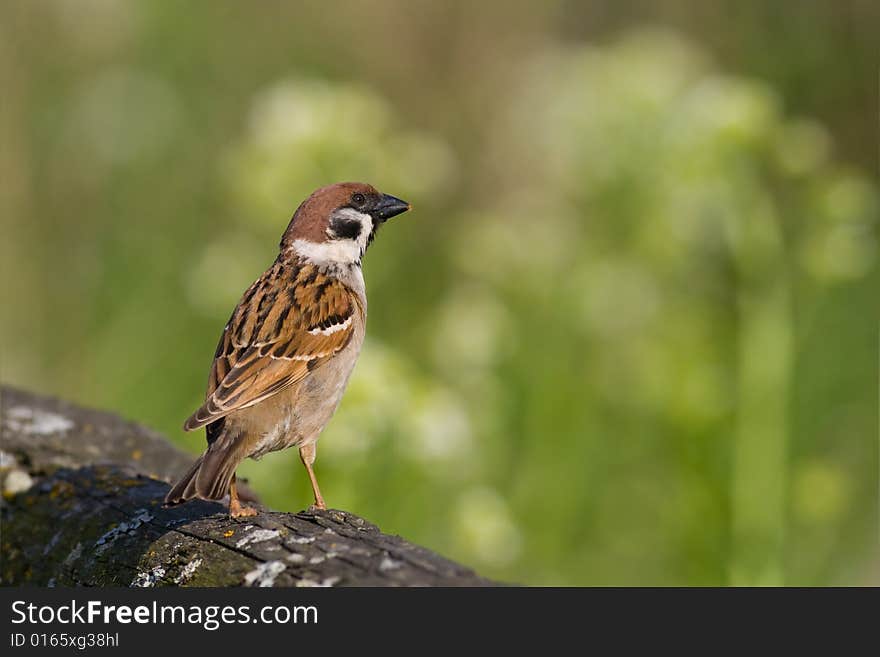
{"left": 165, "top": 182, "right": 410, "bottom": 517}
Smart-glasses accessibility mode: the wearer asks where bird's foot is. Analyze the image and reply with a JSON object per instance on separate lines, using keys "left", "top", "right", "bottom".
{"left": 229, "top": 500, "right": 259, "bottom": 518}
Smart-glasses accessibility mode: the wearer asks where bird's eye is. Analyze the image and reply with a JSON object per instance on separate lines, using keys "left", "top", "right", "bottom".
{"left": 351, "top": 193, "right": 366, "bottom": 207}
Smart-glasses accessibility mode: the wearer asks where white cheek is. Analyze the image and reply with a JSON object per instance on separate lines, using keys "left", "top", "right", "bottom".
{"left": 291, "top": 208, "right": 373, "bottom": 268}
{"left": 355, "top": 213, "right": 373, "bottom": 253}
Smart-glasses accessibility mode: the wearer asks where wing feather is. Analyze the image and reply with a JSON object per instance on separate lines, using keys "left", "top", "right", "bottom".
{"left": 183, "top": 260, "right": 360, "bottom": 431}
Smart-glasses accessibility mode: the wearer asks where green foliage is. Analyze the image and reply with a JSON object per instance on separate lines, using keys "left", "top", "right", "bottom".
{"left": 3, "top": 3, "right": 876, "bottom": 585}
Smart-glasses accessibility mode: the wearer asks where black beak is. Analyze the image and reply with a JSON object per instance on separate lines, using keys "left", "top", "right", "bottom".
{"left": 373, "top": 194, "right": 410, "bottom": 222}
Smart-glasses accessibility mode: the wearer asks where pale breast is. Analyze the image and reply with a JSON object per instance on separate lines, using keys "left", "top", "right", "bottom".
{"left": 237, "top": 308, "right": 365, "bottom": 460}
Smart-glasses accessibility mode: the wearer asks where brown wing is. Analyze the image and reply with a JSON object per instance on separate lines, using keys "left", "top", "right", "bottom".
{"left": 183, "top": 260, "right": 360, "bottom": 431}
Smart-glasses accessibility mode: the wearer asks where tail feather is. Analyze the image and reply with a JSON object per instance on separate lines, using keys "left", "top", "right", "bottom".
{"left": 196, "top": 446, "right": 241, "bottom": 500}
{"left": 165, "top": 446, "right": 242, "bottom": 505}
{"left": 164, "top": 455, "right": 206, "bottom": 505}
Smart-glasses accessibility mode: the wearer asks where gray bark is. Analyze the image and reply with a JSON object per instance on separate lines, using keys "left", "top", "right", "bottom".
{"left": 0, "top": 386, "right": 496, "bottom": 587}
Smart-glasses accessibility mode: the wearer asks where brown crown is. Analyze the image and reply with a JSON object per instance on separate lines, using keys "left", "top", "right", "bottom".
{"left": 280, "top": 182, "right": 379, "bottom": 247}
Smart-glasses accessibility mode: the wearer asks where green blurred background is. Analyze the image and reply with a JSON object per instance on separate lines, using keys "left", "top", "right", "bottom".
{"left": 2, "top": 1, "right": 877, "bottom": 585}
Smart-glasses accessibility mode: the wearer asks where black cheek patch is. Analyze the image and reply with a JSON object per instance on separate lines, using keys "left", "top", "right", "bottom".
{"left": 331, "top": 216, "right": 362, "bottom": 240}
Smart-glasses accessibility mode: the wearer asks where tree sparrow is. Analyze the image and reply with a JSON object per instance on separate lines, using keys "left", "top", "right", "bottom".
{"left": 166, "top": 182, "right": 410, "bottom": 517}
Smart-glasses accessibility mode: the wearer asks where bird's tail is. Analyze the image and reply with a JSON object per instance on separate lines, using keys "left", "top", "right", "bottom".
{"left": 164, "top": 443, "right": 243, "bottom": 505}
{"left": 164, "top": 454, "right": 206, "bottom": 505}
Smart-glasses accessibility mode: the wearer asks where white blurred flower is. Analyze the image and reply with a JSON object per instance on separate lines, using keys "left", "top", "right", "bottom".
{"left": 247, "top": 79, "right": 390, "bottom": 151}
{"left": 319, "top": 342, "right": 409, "bottom": 460}
{"left": 678, "top": 76, "right": 779, "bottom": 149}
{"left": 320, "top": 340, "right": 475, "bottom": 471}
{"left": 453, "top": 204, "right": 582, "bottom": 290}
{"left": 403, "top": 390, "right": 473, "bottom": 463}
{"left": 377, "top": 133, "right": 458, "bottom": 199}
{"left": 800, "top": 174, "right": 878, "bottom": 281}
{"left": 226, "top": 78, "right": 456, "bottom": 225}
{"left": 496, "top": 28, "right": 707, "bottom": 193}
{"left": 452, "top": 487, "right": 522, "bottom": 567}
{"left": 431, "top": 283, "right": 514, "bottom": 377}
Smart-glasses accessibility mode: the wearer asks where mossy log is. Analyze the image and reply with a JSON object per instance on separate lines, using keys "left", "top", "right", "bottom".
{"left": 0, "top": 386, "right": 495, "bottom": 587}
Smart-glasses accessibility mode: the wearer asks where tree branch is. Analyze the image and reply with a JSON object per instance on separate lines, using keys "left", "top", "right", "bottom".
{"left": 0, "top": 386, "right": 495, "bottom": 587}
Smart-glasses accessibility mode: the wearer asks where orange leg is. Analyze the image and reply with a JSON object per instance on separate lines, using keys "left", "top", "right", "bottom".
{"left": 299, "top": 443, "right": 326, "bottom": 510}
{"left": 228, "top": 474, "right": 258, "bottom": 518}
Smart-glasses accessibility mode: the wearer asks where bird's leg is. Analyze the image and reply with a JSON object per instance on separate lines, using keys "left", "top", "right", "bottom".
{"left": 299, "top": 443, "right": 326, "bottom": 510}
{"left": 228, "top": 474, "right": 258, "bottom": 518}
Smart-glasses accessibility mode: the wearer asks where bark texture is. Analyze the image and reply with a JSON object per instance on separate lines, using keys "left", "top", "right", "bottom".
{"left": 1, "top": 387, "right": 495, "bottom": 587}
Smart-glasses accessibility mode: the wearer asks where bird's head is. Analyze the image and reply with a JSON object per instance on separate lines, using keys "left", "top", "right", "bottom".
{"left": 281, "top": 182, "right": 410, "bottom": 269}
